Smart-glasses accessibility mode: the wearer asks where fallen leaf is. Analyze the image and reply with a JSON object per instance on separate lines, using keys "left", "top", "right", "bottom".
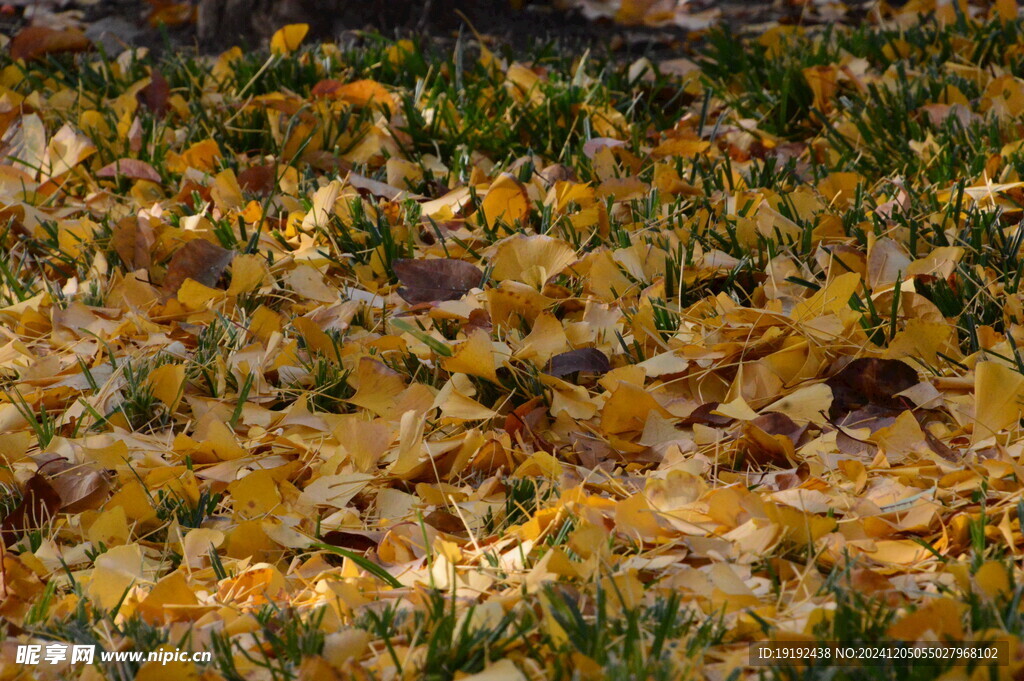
{"left": 490, "top": 234, "right": 577, "bottom": 287}
{"left": 972, "top": 361, "right": 1024, "bottom": 445}
{"left": 97, "top": 159, "right": 162, "bottom": 183}
{"left": 163, "top": 239, "right": 234, "bottom": 294}
{"left": 139, "top": 70, "right": 171, "bottom": 118}
{"left": 238, "top": 164, "right": 277, "bottom": 195}
{"left": 46, "top": 463, "right": 111, "bottom": 514}
{"left": 10, "top": 26, "right": 91, "bottom": 61}
{"left": 316, "top": 79, "right": 394, "bottom": 112}
{"left": 480, "top": 173, "right": 531, "bottom": 230}
{"left": 826, "top": 358, "right": 917, "bottom": 417}
{"left": 545, "top": 348, "right": 611, "bottom": 377}
{"left": 1, "top": 474, "right": 61, "bottom": 546}
{"left": 393, "top": 258, "right": 484, "bottom": 304}
{"left": 147, "top": 1, "right": 196, "bottom": 28}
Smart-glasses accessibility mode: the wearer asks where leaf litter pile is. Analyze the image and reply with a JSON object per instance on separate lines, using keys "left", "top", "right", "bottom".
{"left": 5, "top": 4, "right": 1024, "bottom": 680}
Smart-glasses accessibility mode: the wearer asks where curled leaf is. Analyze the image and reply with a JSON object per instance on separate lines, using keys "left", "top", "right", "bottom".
{"left": 1, "top": 474, "right": 61, "bottom": 546}
{"left": 39, "top": 458, "right": 111, "bottom": 514}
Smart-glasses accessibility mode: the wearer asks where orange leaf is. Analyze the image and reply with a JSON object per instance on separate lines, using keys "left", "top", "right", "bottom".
{"left": 147, "top": 2, "right": 196, "bottom": 28}
{"left": 326, "top": 79, "right": 395, "bottom": 112}
{"left": 9, "top": 26, "right": 91, "bottom": 61}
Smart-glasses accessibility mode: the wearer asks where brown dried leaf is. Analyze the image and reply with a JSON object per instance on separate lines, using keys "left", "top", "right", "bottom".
{"left": 39, "top": 459, "right": 111, "bottom": 513}
{"left": 97, "top": 159, "right": 162, "bottom": 183}
{"left": 423, "top": 509, "right": 467, "bottom": 535}
{"left": 1, "top": 474, "right": 61, "bottom": 546}
{"left": 545, "top": 348, "right": 611, "bottom": 378}
{"left": 238, "top": 164, "right": 277, "bottom": 195}
{"left": 749, "top": 412, "right": 807, "bottom": 446}
{"left": 139, "top": 70, "right": 171, "bottom": 118}
{"left": 679, "top": 402, "right": 733, "bottom": 426}
{"left": 393, "top": 258, "right": 483, "bottom": 304}
{"left": 163, "top": 239, "right": 234, "bottom": 294}
{"left": 320, "top": 530, "right": 383, "bottom": 553}
{"left": 111, "top": 216, "right": 154, "bottom": 271}
{"left": 826, "top": 358, "right": 918, "bottom": 417}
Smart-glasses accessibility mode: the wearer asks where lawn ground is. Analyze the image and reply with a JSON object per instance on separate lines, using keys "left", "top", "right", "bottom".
{"left": 2, "top": 2, "right": 1024, "bottom": 680}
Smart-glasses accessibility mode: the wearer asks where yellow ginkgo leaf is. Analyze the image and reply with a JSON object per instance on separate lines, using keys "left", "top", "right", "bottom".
{"left": 972, "top": 361, "right": 1024, "bottom": 445}
{"left": 887, "top": 597, "right": 965, "bottom": 640}
{"left": 87, "top": 506, "right": 130, "bottom": 547}
{"left": 514, "top": 312, "right": 569, "bottom": 364}
{"left": 137, "top": 571, "right": 200, "bottom": 624}
{"left": 145, "top": 363, "right": 185, "bottom": 412}
{"left": 180, "top": 528, "right": 225, "bottom": 569}
{"left": 165, "top": 138, "right": 221, "bottom": 174}
{"left": 490, "top": 234, "right": 577, "bottom": 287}
{"left": 227, "top": 253, "right": 272, "bottom": 296}
{"left": 803, "top": 65, "right": 839, "bottom": 113}
{"left": 270, "top": 24, "right": 309, "bottom": 55}
{"left": 434, "top": 373, "right": 498, "bottom": 421}
{"left": 346, "top": 357, "right": 407, "bottom": 417}
{"left": 480, "top": 173, "right": 530, "bottom": 230}
{"left": 790, "top": 271, "right": 860, "bottom": 322}
{"left": 389, "top": 409, "right": 427, "bottom": 477}
{"left": 975, "top": 560, "right": 1012, "bottom": 600}
{"left": 601, "top": 382, "right": 672, "bottom": 435}
{"left": 442, "top": 330, "right": 501, "bottom": 383}
{"left": 88, "top": 544, "right": 145, "bottom": 609}
{"left": 336, "top": 79, "right": 395, "bottom": 111}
